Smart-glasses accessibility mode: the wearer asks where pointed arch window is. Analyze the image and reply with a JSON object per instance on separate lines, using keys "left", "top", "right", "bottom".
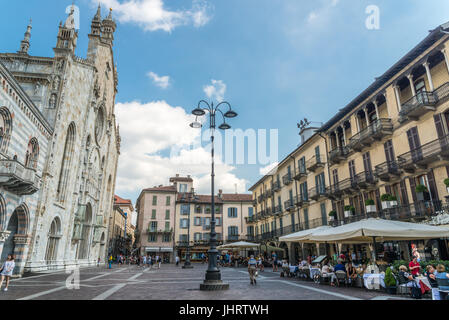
{"left": 0, "top": 107, "right": 12, "bottom": 154}
{"left": 24, "top": 138, "right": 39, "bottom": 169}
{"left": 57, "top": 122, "right": 76, "bottom": 203}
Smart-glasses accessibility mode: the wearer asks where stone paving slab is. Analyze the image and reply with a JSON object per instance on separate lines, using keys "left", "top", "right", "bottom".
{"left": 0, "top": 264, "right": 416, "bottom": 300}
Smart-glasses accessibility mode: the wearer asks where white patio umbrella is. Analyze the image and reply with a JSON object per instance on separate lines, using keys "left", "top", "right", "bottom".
{"left": 308, "top": 218, "right": 449, "bottom": 262}
{"left": 309, "top": 218, "right": 449, "bottom": 243}
{"left": 279, "top": 225, "right": 333, "bottom": 243}
{"left": 217, "top": 241, "right": 260, "bottom": 250}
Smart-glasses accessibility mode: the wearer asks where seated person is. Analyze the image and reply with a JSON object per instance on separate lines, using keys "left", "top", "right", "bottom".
{"left": 321, "top": 264, "right": 330, "bottom": 274}
{"left": 346, "top": 262, "right": 357, "bottom": 284}
{"left": 426, "top": 265, "right": 440, "bottom": 300}
{"left": 334, "top": 259, "right": 346, "bottom": 272}
{"left": 398, "top": 265, "right": 420, "bottom": 288}
{"left": 435, "top": 264, "right": 449, "bottom": 298}
{"left": 281, "top": 259, "right": 289, "bottom": 273}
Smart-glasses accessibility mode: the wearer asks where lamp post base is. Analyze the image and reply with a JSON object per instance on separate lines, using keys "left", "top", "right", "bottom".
{"left": 182, "top": 264, "right": 194, "bottom": 269}
{"left": 200, "top": 280, "right": 229, "bottom": 291}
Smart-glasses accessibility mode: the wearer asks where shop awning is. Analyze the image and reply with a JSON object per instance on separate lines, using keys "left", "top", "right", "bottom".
{"left": 309, "top": 218, "right": 449, "bottom": 243}
{"left": 145, "top": 247, "right": 173, "bottom": 252}
{"left": 279, "top": 225, "right": 333, "bottom": 243}
{"left": 217, "top": 241, "right": 260, "bottom": 250}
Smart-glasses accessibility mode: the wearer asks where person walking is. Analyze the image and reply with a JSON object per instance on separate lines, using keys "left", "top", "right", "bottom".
{"left": 248, "top": 255, "right": 258, "bottom": 285}
{"left": 175, "top": 255, "right": 180, "bottom": 267}
{"left": 157, "top": 256, "right": 162, "bottom": 269}
{"left": 108, "top": 255, "right": 113, "bottom": 269}
{"left": 272, "top": 252, "right": 278, "bottom": 272}
{"left": 0, "top": 254, "right": 15, "bottom": 292}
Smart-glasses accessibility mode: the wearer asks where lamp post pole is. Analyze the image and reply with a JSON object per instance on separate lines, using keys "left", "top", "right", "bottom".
{"left": 182, "top": 207, "right": 193, "bottom": 269}
{"left": 190, "top": 100, "right": 237, "bottom": 291}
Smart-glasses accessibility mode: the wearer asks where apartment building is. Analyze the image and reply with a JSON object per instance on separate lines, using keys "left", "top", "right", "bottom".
{"left": 248, "top": 126, "right": 332, "bottom": 260}
{"left": 247, "top": 22, "right": 449, "bottom": 263}
{"left": 136, "top": 174, "right": 252, "bottom": 262}
{"left": 135, "top": 184, "right": 177, "bottom": 262}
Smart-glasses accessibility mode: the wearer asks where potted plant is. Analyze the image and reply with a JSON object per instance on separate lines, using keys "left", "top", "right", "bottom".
{"left": 415, "top": 184, "right": 428, "bottom": 201}
{"left": 388, "top": 195, "right": 398, "bottom": 207}
{"left": 365, "top": 199, "right": 376, "bottom": 213}
{"left": 444, "top": 178, "right": 449, "bottom": 194}
{"left": 329, "top": 210, "right": 337, "bottom": 221}
{"left": 384, "top": 267, "right": 397, "bottom": 295}
{"left": 344, "top": 205, "right": 354, "bottom": 217}
{"left": 381, "top": 194, "right": 390, "bottom": 209}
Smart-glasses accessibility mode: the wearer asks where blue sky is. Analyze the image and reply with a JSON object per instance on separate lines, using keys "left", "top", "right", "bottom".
{"left": 2, "top": 0, "right": 449, "bottom": 204}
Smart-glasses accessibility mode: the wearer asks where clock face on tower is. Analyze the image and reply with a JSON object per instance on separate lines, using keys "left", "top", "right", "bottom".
{"left": 95, "top": 106, "right": 105, "bottom": 144}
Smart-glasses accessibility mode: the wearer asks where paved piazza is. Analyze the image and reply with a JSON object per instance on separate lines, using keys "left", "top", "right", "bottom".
{"left": 0, "top": 264, "right": 414, "bottom": 300}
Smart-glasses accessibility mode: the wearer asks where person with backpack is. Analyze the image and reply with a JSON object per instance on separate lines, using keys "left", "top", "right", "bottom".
{"left": 248, "top": 255, "right": 258, "bottom": 285}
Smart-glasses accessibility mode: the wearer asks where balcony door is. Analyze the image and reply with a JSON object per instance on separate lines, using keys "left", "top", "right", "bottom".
{"left": 384, "top": 140, "right": 396, "bottom": 172}
{"left": 406, "top": 127, "right": 423, "bottom": 162}
{"left": 349, "top": 160, "right": 356, "bottom": 184}
{"left": 414, "top": 79, "right": 428, "bottom": 104}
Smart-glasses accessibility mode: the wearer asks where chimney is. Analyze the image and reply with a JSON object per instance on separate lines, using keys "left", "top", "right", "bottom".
{"left": 191, "top": 187, "right": 195, "bottom": 194}
{"left": 218, "top": 189, "right": 223, "bottom": 198}
{"left": 187, "top": 175, "right": 191, "bottom": 179}
{"left": 176, "top": 174, "right": 179, "bottom": 177}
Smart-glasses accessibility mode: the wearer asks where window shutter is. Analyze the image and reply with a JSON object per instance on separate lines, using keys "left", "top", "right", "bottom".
{"left": 375, "top": 189, "right": 381, "bottom": 210}
{"left": 434, "top": 114, "right": 445, "bottom": 139}
{"left": 400, "top": 180, "right": 409, "bottom": 205}
{"left": 408, "top": 178, "right": 418, "bottom": 203}
{"left": 427, "top": 169, "right": 439, "bottom": 201}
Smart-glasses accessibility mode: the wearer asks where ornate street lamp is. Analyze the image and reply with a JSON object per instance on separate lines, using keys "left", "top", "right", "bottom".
{"left": 189, "top": 100, "right": 237, "bottom": 291}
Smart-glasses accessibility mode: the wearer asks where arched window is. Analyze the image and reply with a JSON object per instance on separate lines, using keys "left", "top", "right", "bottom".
{"left": 24, "top": 138, "right": 39, "bottom": 169}
{"left": 57, "top": 122, "right": 76, "bottom": 203}
{"left": 0, "top": 107, "right": 12, "bottom": 154}
{"left": 44, "top": 218, "right": 61, "bottom": 263}
{"left": 95, "top": 106, "right": 105, "bottom": 143}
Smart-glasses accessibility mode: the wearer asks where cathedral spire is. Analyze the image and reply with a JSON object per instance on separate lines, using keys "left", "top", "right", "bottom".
{"left": 90, "top": 3, "right": 102, "bottom": 36}
{"left": 101, "top": 8, "right": 117, "bottom": 43}
{"left": 19, "top": 19, "right": 32, "bottom": 54}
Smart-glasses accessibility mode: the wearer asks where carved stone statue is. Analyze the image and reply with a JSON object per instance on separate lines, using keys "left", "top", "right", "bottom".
{"left": 53, "top": 76, "right": 60, "bottom": 90}
{"left": 34, "top": 82, "right": 41, "bottom": 95}
{"left": 49, "top": 94, "right": 57, "bottom": 108}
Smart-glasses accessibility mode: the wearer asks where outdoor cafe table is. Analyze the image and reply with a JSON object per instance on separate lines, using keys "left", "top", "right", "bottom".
{"left": 363, "top": 273, "right": 385, "bottom": 290}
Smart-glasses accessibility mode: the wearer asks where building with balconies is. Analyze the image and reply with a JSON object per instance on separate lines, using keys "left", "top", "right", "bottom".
{"left": 247, "top": 21, "right": 449, "bottom": 263}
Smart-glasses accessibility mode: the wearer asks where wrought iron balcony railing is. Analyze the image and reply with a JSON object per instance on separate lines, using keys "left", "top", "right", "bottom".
{"left": 306, "top": 154, "right": 326, "bottom": 172}
{"left": 397, "top": 134, "right": 449, "bottom": 173}
{"left": 309, "top": 186, "right": 328, "bottom": 201}
{"left": 293, "top": 165, "right": 307, "bottom": 180}
{"left": 399, "top": 91, "right": 437, "bottom": 122}
{"left": 328, "top": 146, "right": 350, "bottom": 165}
{"left": 294, "top": 193, "right": 309, "bottom": 207}
{"left": 282, "top": 173, "right": 293, "bottom": 186}
{"left": 348, "top": 119, "right": 393, "bottom": 152}
{"left": 353, "top": 171, "right": 377, "bottom": 189}
{"left": 284, "top": 199, "right": 295, "bottom": 211}
{"left": 374, "top": 161, "right": 401, "bottom": 182}
{"left": 272, "top": 180, "right": 281, "bottom": 192}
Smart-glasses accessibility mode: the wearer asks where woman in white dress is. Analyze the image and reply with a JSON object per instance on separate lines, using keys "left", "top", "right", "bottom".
{"left": 0, "top": 254, "right": 15, "bottom": 291}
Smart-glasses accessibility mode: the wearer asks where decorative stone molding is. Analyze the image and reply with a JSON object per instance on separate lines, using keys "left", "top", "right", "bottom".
{"left": 13, "top": 234, "right": 31, "bottom": 245}
{"left": 0, "top": 231, "right": 11, "bottom": 242}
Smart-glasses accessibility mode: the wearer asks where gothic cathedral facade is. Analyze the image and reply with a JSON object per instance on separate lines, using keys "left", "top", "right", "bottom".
{"left": 0, "top": 5, "right": 120, "bottom": 274}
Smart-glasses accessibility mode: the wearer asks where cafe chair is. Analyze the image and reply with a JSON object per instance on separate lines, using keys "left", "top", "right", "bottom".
{"left": 437, "top": 278, "right": 449, "bottom": 300}
{"left": 335, "top": 270, "right": 347, "bottom": 287}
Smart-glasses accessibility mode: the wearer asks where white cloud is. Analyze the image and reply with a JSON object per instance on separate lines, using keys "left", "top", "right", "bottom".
{"left": 115, "top": 100, "right": 248, "bottom": 198}
{"left": 259, "top": 162, "right": 279, "bottom": 176}
{"left": 306, "top": 0, "right": 340, "bottom": 26}
{"left": 203, "top": 79, "right": 226, "bottom": 102}
{"left": 94, "top": 0, "right": 213, "bottom": 32}
{"left": 147, "top": 71, "right": 171, "bottom": 89}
